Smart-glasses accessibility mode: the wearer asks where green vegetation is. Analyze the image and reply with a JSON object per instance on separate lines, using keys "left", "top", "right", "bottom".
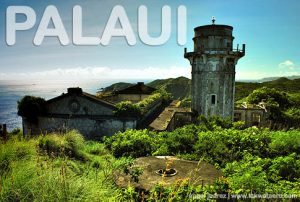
{"left": 1, "top": 119, "right": 300, "bottom": 201}
{"left": 235, "top": 77, "right": 300, "bottom": 101}
{"left": 0, "top": 130, "right": 144, "bottom": 201}
{"left": 104, "top": 118, "right": 300, "bottom": 198}
{"left": 246, "top": 87, "right": 300, "bottom": 128}
{"left": 114, "top": 101, "right": 142, "bottom": 117}
{"left": 97, "top": 82, "right": 134, "bottom": 98}
{"left": 38, "top": 130, "right": 87, "bottom": 160}
{"left": 17, "top": 96, "right": 46, "bottom": 123}
{"left": 100, "top": 77, "right": 300, "bottom": 104}
{"left": 148, "top": 76, "right": 191, "bottom": 100}
{"left": 114, "top": 91, "right": 171, "bottom": 117}
{"left": 6, "top": 77, "right": 300, "bottom": 200}
{"left": 100, "top": 82, "right": 134, "bottom": 93}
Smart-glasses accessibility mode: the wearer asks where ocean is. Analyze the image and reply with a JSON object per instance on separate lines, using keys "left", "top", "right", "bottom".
{"left": 0, "top": 79, "right": 145, "bottom": 132}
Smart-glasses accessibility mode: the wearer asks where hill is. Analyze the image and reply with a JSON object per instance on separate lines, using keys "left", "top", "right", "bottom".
{"left": 100, "top": 77, "right": 191, "bottom": 99}
{"left": 147, "top": 76, "right": 191, "bottom": 99}
{"left": 101, "top": 77, "right": 300, "bottom": 101}
{"left": 259, "top": 75, "right": 300, "bottom": 82}
{"left": 99, "top": 82, "right": 134, "bottom": 93}
{"left": 236, "top": 78, "right": 300, "bottom": 101}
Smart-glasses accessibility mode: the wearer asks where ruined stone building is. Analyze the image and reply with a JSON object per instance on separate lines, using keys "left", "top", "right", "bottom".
{"left": 183, "top": 21, "right": 268, "bottom": 127}
{"left": 22, "top": 87, "right": 138, "bottom": 140}
{"left": 149, "top": 21, "right": 267, "bottom": 131}
{"left": 234, "top": 103, "right": 268, "bottom": 127}
{"left": 184, "top": 23, "right": 245, "bottom": 119}
{"left": 103, "top": 82, "right": 156, "bottom": 103}
{"left": 21, "top": 21, "right": 268, "bottom": 139}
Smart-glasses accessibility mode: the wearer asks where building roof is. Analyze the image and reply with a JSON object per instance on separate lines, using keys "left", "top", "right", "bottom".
{"left": 235, "top": 102, "right": 267, "bottom": 112}
{"left": 46, "top": 87, "right": 117, "bottom": 110}
{"left": 149, "top": 100, "right": 191, "bottom": 131}
{"left": 194, "top": 24, "right": 233, "bottom": 31}
{"left": 115, "top": 82, "right": 156, "bottom": 95}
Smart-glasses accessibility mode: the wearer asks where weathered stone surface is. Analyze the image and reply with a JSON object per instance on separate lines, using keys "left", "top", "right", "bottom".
{"left": 23, "top": 117, "right": 136, "bottom": 140}
{"left": 115, "top": 156, "right": 222, "bottom": 191}
{"left": 22, "top": 88, "right": 138, "bottom": 139}
{"left": 185, "top": 24, "right": 245, "bottom": 120}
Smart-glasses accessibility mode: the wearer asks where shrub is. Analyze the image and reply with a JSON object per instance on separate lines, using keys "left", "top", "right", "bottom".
{"left": 38, "top": 130, "right": 86, "bottom": 160}
{"left": 158, "top": 124, "right": 200, "bottom": 155}
{"left": 246, "top": 87, "right": 292, "bottom": 109}
{"left": 232, "top": 121, "right": 246, "bottom": 130}
{"left": 269, "top": 130, "right": 300, "bottom": 156}
{"left": 137, "top": 92, "right": 163, "bottom": 109}
{"left": 17, "top": 96, "right": 46, "bottom": 123}
{"left": 104, "top": 129, "right": 153, "bottom": 158}
{"left": 223, "top": 154, "right": 270, "bottom": 193}
{"left": 246, "top": 87, "right": 299, "bottom": 126}
{"left": 198, "top": 115, "right": 233, "bottom": 130}
{"left": 284, "top": 108, "right": 300, "bottom": 127}
{"left": 180, "top": 98, "right": 191, "bottom": 108}
{"left": 114, "top": 101, "right": 142, "bottom": 117}
{"left": 268, "top": 153, "right": 300, "bottom": 181}
{"left": 114, "top": 91, "right": 171, "bottom": 118}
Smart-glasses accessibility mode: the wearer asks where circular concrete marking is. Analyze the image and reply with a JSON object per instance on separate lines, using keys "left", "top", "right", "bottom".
{"left": 115, "top": 156, "right": 223, "bottom": 191}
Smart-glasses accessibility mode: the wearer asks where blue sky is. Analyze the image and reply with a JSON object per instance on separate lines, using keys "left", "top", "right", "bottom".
{"left": 0, "top": 0, "right": 300, "bottom": 81}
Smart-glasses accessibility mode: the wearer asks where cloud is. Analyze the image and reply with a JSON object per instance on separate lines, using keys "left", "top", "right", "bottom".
{"left": 0, "top": 66, "right": 191, "bottom": 82}
{"left": 236, "top": 70, "right": 269, "bottom": 80}
{"left": 278, "top": 60, "right": 295, "bottom": 70}
{"left": 1, "top": 65, "right": 299, "bottom": 83}
{"left": 236, "top": 68, "right": 300, "bottom": 81}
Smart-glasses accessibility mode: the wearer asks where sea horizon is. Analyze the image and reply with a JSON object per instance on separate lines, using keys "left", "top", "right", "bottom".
{"left": 0, "top": 76, "right": 286, "bottom": 132}
{"left": 0, "top": 79, "right": 151, "bottom": 131}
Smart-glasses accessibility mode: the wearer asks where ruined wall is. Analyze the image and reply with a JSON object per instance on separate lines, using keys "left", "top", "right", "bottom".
{"left": 46, "top": 96, "right": 114, "bottom": 116}
{"left": 105, "top": 94, "right": 151, "bottom": 103}
{"left": 168, "top": 111, "right": 193, "bottom": 131}
{"left": 191, "top": 56, "right": 236, "bottom": 118}
{"left": 23, "top": 116, "right": 137, "bottom": 140}
{"left": 234, "top": 109, "right": 268, "bottom": 127}
{"left": 117, "top": 94, "right": 150, "bottom": 103}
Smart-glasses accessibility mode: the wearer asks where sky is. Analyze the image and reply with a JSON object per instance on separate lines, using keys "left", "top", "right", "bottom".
{"left": 0, "top": 0, "right": 300, "bottom": 82}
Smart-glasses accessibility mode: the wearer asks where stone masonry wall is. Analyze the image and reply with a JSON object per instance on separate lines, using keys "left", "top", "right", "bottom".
{"left": 23, "top": 117, "right": 137, "bottom": 140}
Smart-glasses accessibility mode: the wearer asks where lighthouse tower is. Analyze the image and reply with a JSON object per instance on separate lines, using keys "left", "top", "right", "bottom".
{"left": 184, "top": 19, "right": 245, "bottom": 119}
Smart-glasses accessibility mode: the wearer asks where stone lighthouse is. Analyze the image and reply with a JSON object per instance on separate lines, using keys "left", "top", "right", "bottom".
{"left": 184, "top": 19, "right": 245, "bottom": 119}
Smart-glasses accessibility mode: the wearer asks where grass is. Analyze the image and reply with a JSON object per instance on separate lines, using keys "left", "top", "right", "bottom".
{"left": 1, "top": 128, "right": 299, "bottom": 201}
{"left": 0, "top": 130, "right": 121, "bottom": 202}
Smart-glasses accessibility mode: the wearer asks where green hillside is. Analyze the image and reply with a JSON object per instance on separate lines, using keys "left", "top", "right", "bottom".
{"left": 1, "top": 123, "right": 299, "bottom": 201}
{"left": 236, "top": 78, "right": 300, "bottom": 103}
{"left": 147, "top": 76, "right": 191, "bottom": 99}
{"left": 100, "top": 77, "right": 191, "bottom": 100}
{"left": 101, "top": 77, "right": 300, "bottom": 102}
{"left": 99, "top": 82, "right": 133, "bottom": 93}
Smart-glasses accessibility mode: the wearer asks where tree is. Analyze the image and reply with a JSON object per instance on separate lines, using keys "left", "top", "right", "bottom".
{"left": 17, "top": 96, "right": 46, "bottom": 123}
{"left": 246, "top": 87, "right": 292, "bottom": 124}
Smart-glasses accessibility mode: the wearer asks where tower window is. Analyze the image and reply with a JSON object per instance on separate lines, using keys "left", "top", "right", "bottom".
{"left": 211, "top": 95, "right": 216, "bottom": 105}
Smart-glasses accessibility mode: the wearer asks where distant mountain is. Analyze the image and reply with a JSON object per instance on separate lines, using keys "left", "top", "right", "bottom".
{"left": 101, "top": 77, "right": 300, "bottom": 101}
{"left": 259, "top": 75, "right": 300, "bottom": 82}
